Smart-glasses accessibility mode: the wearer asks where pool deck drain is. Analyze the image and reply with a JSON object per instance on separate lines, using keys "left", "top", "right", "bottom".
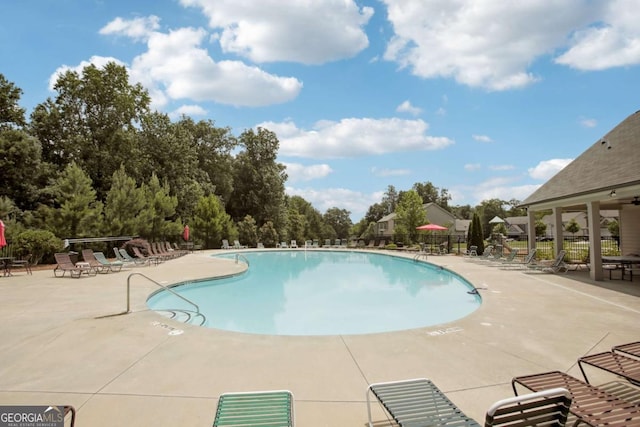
{"left": 0, "top": 249, "right": 639, "bottom": 426}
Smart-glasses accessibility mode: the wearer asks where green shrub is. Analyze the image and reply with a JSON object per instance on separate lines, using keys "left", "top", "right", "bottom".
{"left": 258, "top": 221, "right": 279, "bottom": 248}
{"left": 13, "top": 229, "right": 63, "bottom": 265}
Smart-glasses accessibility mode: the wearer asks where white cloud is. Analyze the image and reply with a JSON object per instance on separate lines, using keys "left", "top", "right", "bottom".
{"left": 381, "top": 0, "right": 596, "bottom": 90}
{"left": 99, "top": 15, "right": 160, "bottom": 41}
{"left": 131, "top": 27, "right": 302, "bottom": 107}
{"left": 489, "top": 164, "right": 515, "bottom": 171}
{"left": 579, "top": 117, "right": 597, "bottom": 128}
{"left": 528, "top": 158, "right": 573, "bottom": 180}
{"left": 370, "top": 167, "right": 411, "bottom": 177}
{"left": 472, "top": 134, "right": 493, "bottom": 143}
{"left": 284, "top": 163, "right": 333, "bottom": 183}
{"left": 396, "top": 100, "right": 422, "bottom": 116}
{"left": 96, "top": 19, "right": 303, "bottom": 108}
{"left": 286, "top": 186, "right": 379, "bottom": 219}
{"left": 464, "top": 163, "right": 481, "bottom": 171}
{"left": 475, "top": 182, "right": 542, "bottom": 205}
{"left": 555, "top": 1, "right": 640, "bottom": 70}
{"left": 451, "top": 176, "right": 541, "bottom": 206}
{"left": 180, "top": 0, "right": 373, "bottom": 64}
{"left": 48, "top": 56, "right": 126, "bottom": 90}
{"left": 259, "top": 118, "right": 454, "bottom": 159}
{"left": 169, "top": 104, "right": 208, "bottom": 119}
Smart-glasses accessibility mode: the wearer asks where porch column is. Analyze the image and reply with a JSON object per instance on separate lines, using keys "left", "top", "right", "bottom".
{"left": 527, "top": 209, "right": 536, "bottom": 252}
{"left": 552, "top": 207, "right": 563, "bottom": 256}
{"left": 587, "top": 201, "right": 603, "bottom": 280}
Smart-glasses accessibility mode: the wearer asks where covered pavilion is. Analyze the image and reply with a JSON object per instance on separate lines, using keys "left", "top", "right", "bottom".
{"left": 520, "top": 110, "right": 640, "bottom": 280}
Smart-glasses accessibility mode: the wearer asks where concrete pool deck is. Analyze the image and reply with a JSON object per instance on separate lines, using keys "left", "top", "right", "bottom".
{"left": 1, "top": 249, "right": 639, "bottom": 426}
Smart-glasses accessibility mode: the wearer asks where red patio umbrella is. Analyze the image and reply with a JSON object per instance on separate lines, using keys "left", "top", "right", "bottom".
{"left": 416, "top": 223, "right": 448, "bottom": 231}
{"left": 416, "top": 223, "right": 448, "bottom": 252}
{"left": 0, "top": 220, "right": 6, "bottom": 249}
{"left": 182, "top": 225, "right": 190, "bottom": 242}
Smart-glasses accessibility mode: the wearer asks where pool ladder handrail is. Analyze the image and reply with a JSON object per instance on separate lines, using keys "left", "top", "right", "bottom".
{"left": 154, "top": 308, "right": 206, "bottom": 326}
{"left": 413, "top": 252, "right": 428, "bottom": 261}
{"left": 126, "top": 272, "right": 204, "bottom": 324}
{"left": 235, "top": 253, "right": 250, "bottom": 266}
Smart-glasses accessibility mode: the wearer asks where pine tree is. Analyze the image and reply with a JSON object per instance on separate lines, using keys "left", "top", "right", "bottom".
{"left": 470, "top": 212, "right": 485, "bottom": 254}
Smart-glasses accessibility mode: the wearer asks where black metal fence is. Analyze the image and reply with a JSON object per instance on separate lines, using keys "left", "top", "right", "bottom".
{"left": 503, "top": 236, "right": 620, "bottom": 260}
{"left": 361, "top": 234, "right": 620, "bottom": 260}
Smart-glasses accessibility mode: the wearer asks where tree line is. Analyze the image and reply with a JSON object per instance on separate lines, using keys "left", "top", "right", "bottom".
{"left": 1, "top": 64, "right": 528, "bottom": 262}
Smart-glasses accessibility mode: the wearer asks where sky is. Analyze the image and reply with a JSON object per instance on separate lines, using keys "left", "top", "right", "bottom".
{"left": 2, "top": 0, "right": 640, "bottom": 221}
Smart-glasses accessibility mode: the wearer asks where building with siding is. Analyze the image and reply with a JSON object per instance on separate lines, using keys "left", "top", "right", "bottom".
{"left": 520, "top": 110, "right": 640, "bottom": 280}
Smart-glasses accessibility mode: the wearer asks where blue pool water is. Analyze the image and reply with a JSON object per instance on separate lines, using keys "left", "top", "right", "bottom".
{"left": 147, "top": 251, "right": 480, "bottom": 336}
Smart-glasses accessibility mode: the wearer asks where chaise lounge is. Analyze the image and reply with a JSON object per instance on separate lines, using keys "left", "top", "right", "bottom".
{"left": 367, "top": 378, "right": 573, "bottom": 427}
{"left": 512, "top": 370, "right": 640, "bottom": 426}
{"left": 527, "top": 250, "right": 568, "bottom": 273}
{"left": 53, "top": 253, "right": 95, "bottom": 278}
{"left": 212, "top": 390, "right": 294, "bottom": 426}
{"left": 115, "top": 247, "right": 147, "bottom": 266}
{"left": 81, "top": 249, "right": 109, "bottom": 274}
{"left": 366, "top": 378, "right": 480, "bottom": 427}
{"left": 578, "top": 344, "right": 640, "bottom": 386}
{"left": 93, "top": 251, "right": 124, "bottom": 272}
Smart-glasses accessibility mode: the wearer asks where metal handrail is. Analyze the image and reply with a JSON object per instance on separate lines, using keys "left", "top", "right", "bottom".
{"left": 156, "top": 308, "right": 207, "bottom": 326}
{"left": 126, "top": 272, "right": 200, "bottom": 315}
{"left": 235, "top": 253, "right": 250, "bottom": 266}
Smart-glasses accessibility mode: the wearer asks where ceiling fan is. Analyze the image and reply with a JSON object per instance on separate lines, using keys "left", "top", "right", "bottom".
{"left": 632, "top": 196, "right": 640, "bottom": 206}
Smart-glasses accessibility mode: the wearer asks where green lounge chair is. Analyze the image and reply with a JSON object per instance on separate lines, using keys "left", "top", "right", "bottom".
{"left": 81, "top": 249, "right": 109, "bottom": 274}
{"left": 119, "top": 248, "right": 150, "bottom": 266}
{"left": 213, "top": 390, "right": 294, "bottom": 426}
{"left": 93, "top": 251, "right": 124, "bottom": 272}
{"left": 366, "top": 378, "right": 480, "bottom": 427}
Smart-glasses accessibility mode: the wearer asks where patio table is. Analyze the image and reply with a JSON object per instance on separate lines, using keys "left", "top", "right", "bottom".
{"left": 602, "top": 255, "right": 640, "bottom": 280}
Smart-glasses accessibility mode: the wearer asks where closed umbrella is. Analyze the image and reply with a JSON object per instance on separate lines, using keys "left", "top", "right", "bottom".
{"left": 0, "top": 220, "right": 6, "bottom": 249}
{"left": 183, "top": 225, "right": 190, "bottom": 242}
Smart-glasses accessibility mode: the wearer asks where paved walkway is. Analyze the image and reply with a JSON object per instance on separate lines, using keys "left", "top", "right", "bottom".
{"left": 1, "top": 250, "right": 639, "bottom": 426}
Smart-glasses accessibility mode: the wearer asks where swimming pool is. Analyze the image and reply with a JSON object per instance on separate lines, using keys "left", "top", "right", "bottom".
{"left": 147, "top": 251, "right": 481, "bottom": 336}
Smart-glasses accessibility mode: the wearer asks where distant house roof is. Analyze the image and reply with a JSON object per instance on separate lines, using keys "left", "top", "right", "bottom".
{"left": 377, "top": 203, "right": 455, "bottom": 225}
{"left": 521, "top": 110, "right": 640, "bottom": 209}
{"left": 378, "top": 212, "right": 396, "bottom": 223}
{"left": 505, "top": 216, "right": 528, "bottom": 225}
{"left": 454, "top": 219, "right": 471, "bottom": 232}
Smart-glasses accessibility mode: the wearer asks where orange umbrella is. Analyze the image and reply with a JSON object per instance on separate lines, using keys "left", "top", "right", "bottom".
{"left": 182, "top": 225, "right": 190, "bottom": 242}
